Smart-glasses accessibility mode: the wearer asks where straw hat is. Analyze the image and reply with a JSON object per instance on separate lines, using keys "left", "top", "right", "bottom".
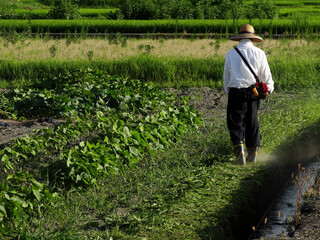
{"left": 229, "top": 24, "right": 263, "bottom": 42}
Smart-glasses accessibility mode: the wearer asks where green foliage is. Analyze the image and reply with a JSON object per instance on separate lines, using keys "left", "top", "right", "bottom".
{"left": 0, "top": 172, "right": 55, "bottom": 235}
{"left": 120, "top": 0, "right": 158, "bottom": 20}
{"left": 0, "top": 69, "right": 202, "bottom": 186}
{"left": 118, "top": 0, "right": 271, "bottom": 20}
{"left": 250, "top": 0, "right": 279, "bottom": 19}
{"left": 219, "top": 0, "right": 247, "bottom": 21}
{"left": 166, "top": 0, "right": 195, "bottom": 19}
{"left": 47, "top": 0, "right": 80, "bottom": 19}
{"left": 2, "top": 0, "right": 320, "bottom": 20}
{"left": 4, "top": 88, "right": 320, "bottom": 239}
{"left": 0, "top": 69, "right": 202, "bottom": 232}
{"left": 15, "top": 89, "right": 320, "bottom": 239}
{"left": 38, "top": 0, "right": 121, "bottom": 7}
{"left": 0, "top": 1, "right": 12, "bottom": 17}
{"left": 2, "top": 8, "right": 120, "bottom": 20}
{"left": 0, "top": 0, "right": 18, "bottom": 12}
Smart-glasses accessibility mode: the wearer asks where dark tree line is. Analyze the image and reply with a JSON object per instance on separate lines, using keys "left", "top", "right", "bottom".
{"left": 42, "top": 0, "right": 278, "bottom": 20}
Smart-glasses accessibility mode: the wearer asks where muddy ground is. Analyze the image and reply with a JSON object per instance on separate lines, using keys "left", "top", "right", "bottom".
{"left": 0, "top": 87, "right": 319, "bottom": 239}
{"left": 293, "top": 172, "right": 320, "bottom": 240}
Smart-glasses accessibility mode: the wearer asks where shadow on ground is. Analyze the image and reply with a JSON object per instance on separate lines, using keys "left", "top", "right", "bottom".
{"left": 197, "top": 119, "right": 320, "bottom": 240}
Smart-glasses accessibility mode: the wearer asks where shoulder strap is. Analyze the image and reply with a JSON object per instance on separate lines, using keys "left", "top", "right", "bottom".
{"left": 234, "top": 47, "right": 260, "bottom": 83}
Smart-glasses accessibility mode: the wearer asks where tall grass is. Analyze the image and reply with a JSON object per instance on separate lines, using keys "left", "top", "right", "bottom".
{"left": 0, "top": 55, "right": 318, "bottom": 90}
{"left": 0, "top": 57, "right": 224, "bottom": 88}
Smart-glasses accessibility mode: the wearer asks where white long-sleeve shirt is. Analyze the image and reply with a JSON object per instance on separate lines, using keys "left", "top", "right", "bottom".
{"left": 223, "top": 39, "right": 274, "bottom": 94}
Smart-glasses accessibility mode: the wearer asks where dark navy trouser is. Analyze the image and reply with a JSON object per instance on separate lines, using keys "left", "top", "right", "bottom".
{"left": 227, "top": 88, "right": 260, "bottom": 148}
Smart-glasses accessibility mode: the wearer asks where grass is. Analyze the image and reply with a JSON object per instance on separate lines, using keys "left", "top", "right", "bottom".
{"left": 261, "top": 90, "right": 320, "bottom": 152}
{"left": 11, "top": 88, "right": 320, "bottom": 239}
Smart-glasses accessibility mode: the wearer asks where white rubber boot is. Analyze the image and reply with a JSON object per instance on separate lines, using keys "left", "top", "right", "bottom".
{"left": 247, "top": 147, "right": 259, "bottom": 163}
{"left": 234, "top": 142, "right": 246, "bottom": 166}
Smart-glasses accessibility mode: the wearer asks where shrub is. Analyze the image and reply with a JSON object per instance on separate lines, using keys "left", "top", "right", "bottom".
{"left": 120, "top": 0, "right": 157, "bottom": 20}
{"left": 47, "top": 0, "right": 80, "bottom": 19}
{"left": 250, "top": 0, "right": 279, "bottom": 20}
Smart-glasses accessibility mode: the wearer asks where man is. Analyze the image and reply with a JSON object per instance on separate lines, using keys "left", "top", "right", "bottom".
{"left": 223, "top": 24, "right": 274, "bottom": 165}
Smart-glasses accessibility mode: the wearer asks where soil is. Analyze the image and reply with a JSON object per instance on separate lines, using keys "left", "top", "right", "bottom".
{"left": 165, "top": 87, "right": 228, "bottom": 121}
{"left": 293, "top": 173, "right": 320, "bottom": 240}
{"left": 0, "top": 118, "right": 60, "bottom": 146}
{"left": 0, "top": 87, "right": 319, "bottom": 239}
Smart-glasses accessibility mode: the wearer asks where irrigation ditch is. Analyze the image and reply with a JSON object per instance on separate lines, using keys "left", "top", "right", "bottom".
{"left": 249, "top": 153, "right": 320, "bottom": 240}
{"left": 254, "top": 159, "right": 319, "bottom": 239}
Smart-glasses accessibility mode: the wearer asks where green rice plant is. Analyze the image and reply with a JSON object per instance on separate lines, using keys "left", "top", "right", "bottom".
{"left": 0, "top": 18, "right": 319, "bottom": 35}
{"left": 279, "top": 7, "right": 320, "bottom": 18}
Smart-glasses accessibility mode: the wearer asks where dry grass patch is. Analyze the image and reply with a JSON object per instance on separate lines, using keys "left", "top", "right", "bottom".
{"left": 0, "top": 38, "right": 319, "bottom": 61}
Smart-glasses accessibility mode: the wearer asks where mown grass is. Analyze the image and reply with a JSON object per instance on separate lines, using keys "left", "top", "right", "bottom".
{"left": 13, "top": 88, "right": 320, "bottom": 239}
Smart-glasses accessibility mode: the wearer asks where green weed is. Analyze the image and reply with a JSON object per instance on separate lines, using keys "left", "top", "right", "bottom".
{"left": 0, "top": 69, "right": 202, "bottom": 234}
{"left": 49, "top": 44, "right": 57, "bottom": 58}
